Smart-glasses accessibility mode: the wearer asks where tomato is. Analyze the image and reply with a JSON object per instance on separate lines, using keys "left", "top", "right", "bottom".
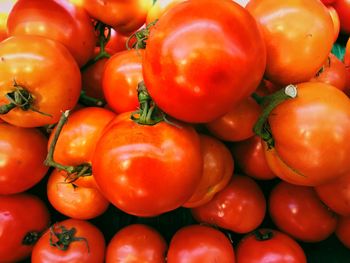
{"left": 183, "top": 134, "right": 234, "bottom": 208}
{"left": 0, "top": 123, "right": 48, "bottom": 194}
{"left": 310, "top": 54, "right": 347, "bottom": 91}
{"left": 315, "top": 173, "right": 350, "bottom": 216}
{"left": 106, "top": 224, "right": 167, "bottom": 263}
{"left": 205, "top": 97, "right": 261, "bottom": 142}
{"left": 47, "top": 169, "right": 109, "bottom": 220}
{"left": 336, "top": 216, "right": 350, "bottom": 249}
{"left": 32, "top": 219, "right": 105, "bottom": 263}
{"left": 0, "top": 193, "right": 50, "bottom": 263}
{"left": 231, "top": 136, "right": 276, "bottom": 180}
{"left": 263, "top": 82, "right": 350, "bottom": 186}
{"left": 146, "top": 0, "right": 187, "bottom": 25}
{"left": 191, "top": 175, "right": 266, "bottom": 234}
{"left": 334, "top": 0, "right": 350, "bottom": 34}
{"left": 327, "top": 6, "right": 340, "bottom": 42}
{"left": 269, "top": 181, "right": 337, "bottom": 242}
{"left": 345, "top": 38, "right": 350, "bottom": 95}
{"left": 7, "top": 0, "right": 96, "bottom": 67}
{"left": 48, "top": 107, "right": 116, "bottom": 188}
{"left": 0, "top": 35, "right": 81, "bottom": 127}
{"left": 236, "top": 229, "right": 307, "bottom": 263}
{"left": 143, "top": 0, "right": 266, "bottom": 123}
{"left": 247, "top": 0, "right": 334, "bottom": 85}
{"left": 167, "top": 225, "right": 235, "bottom": 263}
{"left": 0, "top": 0, "right": 16, "bottom": 42}
{"left": 92, "top": 111, "right": 203, "bottom": 217}
{"left": 82, "top": 0, "right": 152, "bottom": 34}
{"left": 105, "top": 28, "right": 129, "bottom": 54}
{"left": 321, "top": 0, "right": 337, "bottom": 5}
{"left": 102, "top": 49, "right": 143, "bottom": 113}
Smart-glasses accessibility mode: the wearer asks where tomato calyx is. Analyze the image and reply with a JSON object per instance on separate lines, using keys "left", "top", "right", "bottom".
{"left": 253, "top": 85, "right": 298, "bottom": 148}
{"left": 44, "top": 110, "right": 92, "bottom": 182}
{"left": 253, "top": 229, "right": 274, "bottom": 241}
{"left": 22, "top": 231, "right": 41, "bottom": 246}
{"left": 49, "top": 224, "right": 90, "bottom": 252}
{"left": 127, "top": 19, "right": 158, "bottom": 50}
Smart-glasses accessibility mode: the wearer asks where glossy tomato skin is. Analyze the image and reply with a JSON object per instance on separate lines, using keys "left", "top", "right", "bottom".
{"left": 334, "top": 0, "right": 350, "bottom": 34}
{"left": 106, "top": 224, "right": 167, "bottom": 263}
{"left": 269, "top": 182, "right": 337, "bottom": 242}
{"left": 265, "top": 82, "right": 350, "bottom": 186}
{"left": 102, "top": 49, "right": 143, "bottom": 113}
{"left": 0, "top": 193, "right": 50, "bottom": 263}
{"left": 105, "top": 28, "right": 129, "bottom": 54}
{"left": 32, "top": 219, "right": 105, "bottom": 263}
{"left": 0, "top": 123, "right": 48, "bottom": 194}
{"left": 183, "top": 134, "right": 234, "bottom": 208}
{"left": 191, "top": 175, "right": 266, "bottom": 234}
{"left": 327, "top": 6, "right": 340, "bottom": 42}
{"left": 345, "top": 38, "right": 350, "bottom": 95}
{"left": 336, "top": 216, "right": 350, "bottom": 249}
{"left": 0, "top": 35, "right": 81, "bottom": 127}
{"left": 247, "top": 0, "right": 333, "bottom": 85}
{"left": 0, "top": 0, "right": 16, "bottom": 42}
{"left": 47, "top": 169, "right": 109, "bottom": 220}
{"left": 167, "top": 225, "right": 235, "bottom": 263}
{"left": 7, "top": 0, "right": 96, "bottom": 66}
{"left": 236, "top": 229, "right": 307, "bottom": 263}
{"left": 143, "top": 0, "right": 266, "bottom": 123}
{"left": 92, "top": 112, "right": 203, "bottom": 217}
{"left": 146, "top": 0, "right": 186, "bottom": 24}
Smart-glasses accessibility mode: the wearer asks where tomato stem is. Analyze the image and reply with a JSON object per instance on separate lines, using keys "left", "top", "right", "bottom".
{"left": 22, "top": 231, "right": 41, "bottom": 245}
{"left": 253, "top": 229, "right": 274, "bottom": 241}
{"left": 126, "top": 19, "right": 158, "bottom": 50}
{"left": 253, "top": 85, "right": 297, "bottom": 149}
{"left": 79, "top": 90, "right": 106, "bottom": 107}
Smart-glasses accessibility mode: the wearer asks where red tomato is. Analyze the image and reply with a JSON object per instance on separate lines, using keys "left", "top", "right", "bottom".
{"left": 82, "top": 0, "right": 152, "bottom": 34}
{"left": 310, "top": 54, "right": 347, "bottom": 91}
{"left": 102, "top": 49, "right": 143, "bottom": 113}
{"left": 105, "top": 28, "right": 129, "bottom": 54}
{"left": 0, "top": 0, "right": 16, "bottom": 42}
{"left": 7, "top": 0, "right": 96, "bottom": 67}
{"left": 106, "top": 224, "right": 167, "bottom": 263}
{"left": 92, "top": 111, "right": 203, "bottom": 217}
{"left": 47, "top": 169, "right": 109, "bottom": 220}
{"left": 183, "top": 134, "right": 234, "bottom": 208}
{"left": 143, "top": 0, "right": 266, "bottom": 123}
{"left": 146, "top": 0, "right": 187, "bottom": 24}
{"left": 327, "top": 6, "right": 340, "bottom": 42}
{"left": 236, "top": 229, "right": 307, "bottom": 263}
{"left": 315, "top": 173, "right": 350, "bottom": 216}
{"left": 191, "top": 175, "right": 266, "bottom": 234}
{"left": 269, "top": 181, "right": 338, "bottom": 242}
{"left": 231, "top": 136, "right": 276, "bottom": 180}
{"left": 0, "top": 193, "right": 50, "bottom": 263}
{"left": 247, "top": 0, "right": 334, "bottom": 85}
{"left": 321, "top": 0, "right": 337, "bottom": 4}
{"left": 263, "top": 82, "right": 350, "bottom": 186}
{"left": 32, "top": 219, "right": 105, "bottom": 263}
{"left": 167, "top": 225, "right": 235, "bottom": 263}
{"left": 334, "top": 0, "right": 350, "bottom": 34}
{"left": 336, "top": 216, "right": 350, "bottom": 249}
{"left": 0, "top": 123, "right": 48, "bottom": 194}
{"left": 0, "top": 35, "right": 81, "bottom": 127}
{"left": 345, "top": 38, "right": 350, "bottom": 95}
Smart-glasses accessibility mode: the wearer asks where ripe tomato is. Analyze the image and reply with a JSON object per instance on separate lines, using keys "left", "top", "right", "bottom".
{"left": 0, "top": 35, "right": 81, "bottom": 127}
{"left": 263, "top": 82, "right": 350, "bottom": 186}
{"left": 146, "top": 0, "right": 187, "bottom": 24}
{"left": 0, "top": 193, "right": 50, "bottom": 263}
{"left": 32, "top": 219, "right": 105, "bottom": 263}
{"left": 315, "top": 173, "right": 350, "bottom": 216}
{"left": 205, "top": 97, "right": 261, "bottom": 142}
{"left": 333, "top": 0, "right": 350, "bottom": 34}
{"left": 336, "top": 216, "right": 350, "bottom": 249}
{"left": 0, "top": 123, "right": 48, "bottom": 194}
{"left": 231, "top": 136, "right": 276, "bottom": 180}
{"left": 7, "top": 0, "right": 96, "bottom": 67}
{"left": 92, "top": 111, "right": 203, "bottom": 217}
{"left": 327, "top": 6, "right": 340, "bottom": 42}
{"left": 269, "top": 181, "right": 338, "bottom": 242}
{"left": 82, "top": 0, "right": 152, "bottom": 34}
{"left": 247, "top": 0, "right": 334, "bottom": 85}
{"left": 105, "top": 28, "right": 129, "bottom": 54}
{"left": 236, "top": 229, "right": 307, "bottom": 263}
{"left": 0, "top": 0, "right": 16, "bottom": 42}
{"left": 143, "top": 0, "right": 266, "bottom": 123}
{"left": 191, "top": 175, "right": 266, "bottom": 234}
{"left": 106, "top": 224, "right": 167, "bottom": 263}
{"left": 102, "top": 49, "right": 143, "bottom": 113}
{"left": 167, "top": 225, "right": 235, "bottom": 263}
{"left": 47, "top": 169, "right": 109, "bottom": 220}
{"left": 183, "top": 134, "right": 234, "bottom": 208}
{"left": 345, "top": 38, "right": 350, "bottom": 94}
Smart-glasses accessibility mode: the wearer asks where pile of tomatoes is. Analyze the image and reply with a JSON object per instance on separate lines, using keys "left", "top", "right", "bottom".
{"left": 1, "top": 0, "right": 350, "bottom": 262}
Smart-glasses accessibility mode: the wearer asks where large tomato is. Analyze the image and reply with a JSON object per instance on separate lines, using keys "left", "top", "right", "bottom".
{"left": 146, "top": 0, "right": 187, "bottom": 24}
{"left": 0, "top": 35, "right": 81, "bottom": 127}
{"left": 0, "top": 123, "right": 48, "bottom": 194}
{"left": 106, "top": 224, "right": 167, "bottom": 263}
{"left": 7, "top": 0, "right": 96, "bottom": 67}
{"left": 345, "top": 38, "right": 350, "bottom": 94}
{"left": 333, "top": 0, "right": 350, "bottom": 34}
{"left": 0, "top": 0, "right": 17, "bottom": 42}
{"left": 0, "top": 193, "right": 50, "bottom": 263}
{"left": 143, "top": 0, "right": 266, "bottom": 123}
{"left": 246, "top": 0, "right": 334, "bottom": 85}
{"left": 92, "top": 111, "right": 203, "bottom": 217}
{"left": 167, "top": 225, "right": 235, "bottom": 263}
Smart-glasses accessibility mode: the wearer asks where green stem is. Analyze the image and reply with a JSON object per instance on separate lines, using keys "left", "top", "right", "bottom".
{"left": 254, "top": 230, "right": 274, "bottom": 241}
{"left": 49, "top": 225, "right": 89, "bottom": 252}
{"left": 126, "top": 19, "right": 158, "bottom": 50}
{"left": 22, "top": 231, "right": 41, "bottom": 245}
{"left": 79, "top": 90, "right": 106, "bottom": 107}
